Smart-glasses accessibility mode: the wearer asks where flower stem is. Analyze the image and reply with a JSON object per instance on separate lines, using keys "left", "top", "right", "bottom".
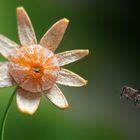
{"left": 0, "top": 87, "right": 17, "bottom": 140}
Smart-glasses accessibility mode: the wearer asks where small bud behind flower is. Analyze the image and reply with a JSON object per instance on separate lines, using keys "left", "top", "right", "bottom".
{"left": 120, "top": 86, "right": 140, "bottom": 108}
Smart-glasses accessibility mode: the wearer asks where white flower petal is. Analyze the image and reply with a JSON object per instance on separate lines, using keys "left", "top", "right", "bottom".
{"left": 16, "top": 7, "right": 37, "bottom": 46}
{"left": 0, "top": 34, "right": 19, "bottom": 59}
{"left": 0, "top": 62, "right": 15, "bottom": 88}
{"left": 16, "top": 87, "right": 41, "bottom": 115}
{"left": 40, "top": 18, "right": 69, "bottom": 51}
{"left": 44, "top": 84, "right": 69, "bottom": 109}
{"left": 56, "top": 68, "right": 87, "bottom": 87}
{"left": 55, "top": 49, "right": 89, "bottom": 66}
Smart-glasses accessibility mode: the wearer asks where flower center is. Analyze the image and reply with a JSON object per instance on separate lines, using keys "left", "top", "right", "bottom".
{"left": 30, "top": 63, "right": 44, "bottom": 79}
{"left": 8, "top": 44, "right": 60, "bottom": 92}
{"left": 34, "top": 67, "right": 40, "bottom": 73}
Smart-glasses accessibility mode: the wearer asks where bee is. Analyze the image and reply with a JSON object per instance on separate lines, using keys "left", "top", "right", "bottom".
{"left": 120, "top": 86, "right": 140, "bottom": 107}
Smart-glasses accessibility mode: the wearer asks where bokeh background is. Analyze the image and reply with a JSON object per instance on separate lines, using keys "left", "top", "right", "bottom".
{"left": 0, "top": 0, "right": 140, "bottom": 140}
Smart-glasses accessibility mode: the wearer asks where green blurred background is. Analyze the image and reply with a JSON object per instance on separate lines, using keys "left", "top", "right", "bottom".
{"left": 0, "top": 0, "right": 140, "bottom": 140}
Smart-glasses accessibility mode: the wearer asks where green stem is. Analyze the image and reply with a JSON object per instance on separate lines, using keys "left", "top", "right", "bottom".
{"left": 0, "top": 87, "right": 17, "bottom": 140}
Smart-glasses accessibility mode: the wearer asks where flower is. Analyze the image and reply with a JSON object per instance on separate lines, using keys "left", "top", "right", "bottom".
{"left": 0, "top": 7, "right": 89, "bottom": 115}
